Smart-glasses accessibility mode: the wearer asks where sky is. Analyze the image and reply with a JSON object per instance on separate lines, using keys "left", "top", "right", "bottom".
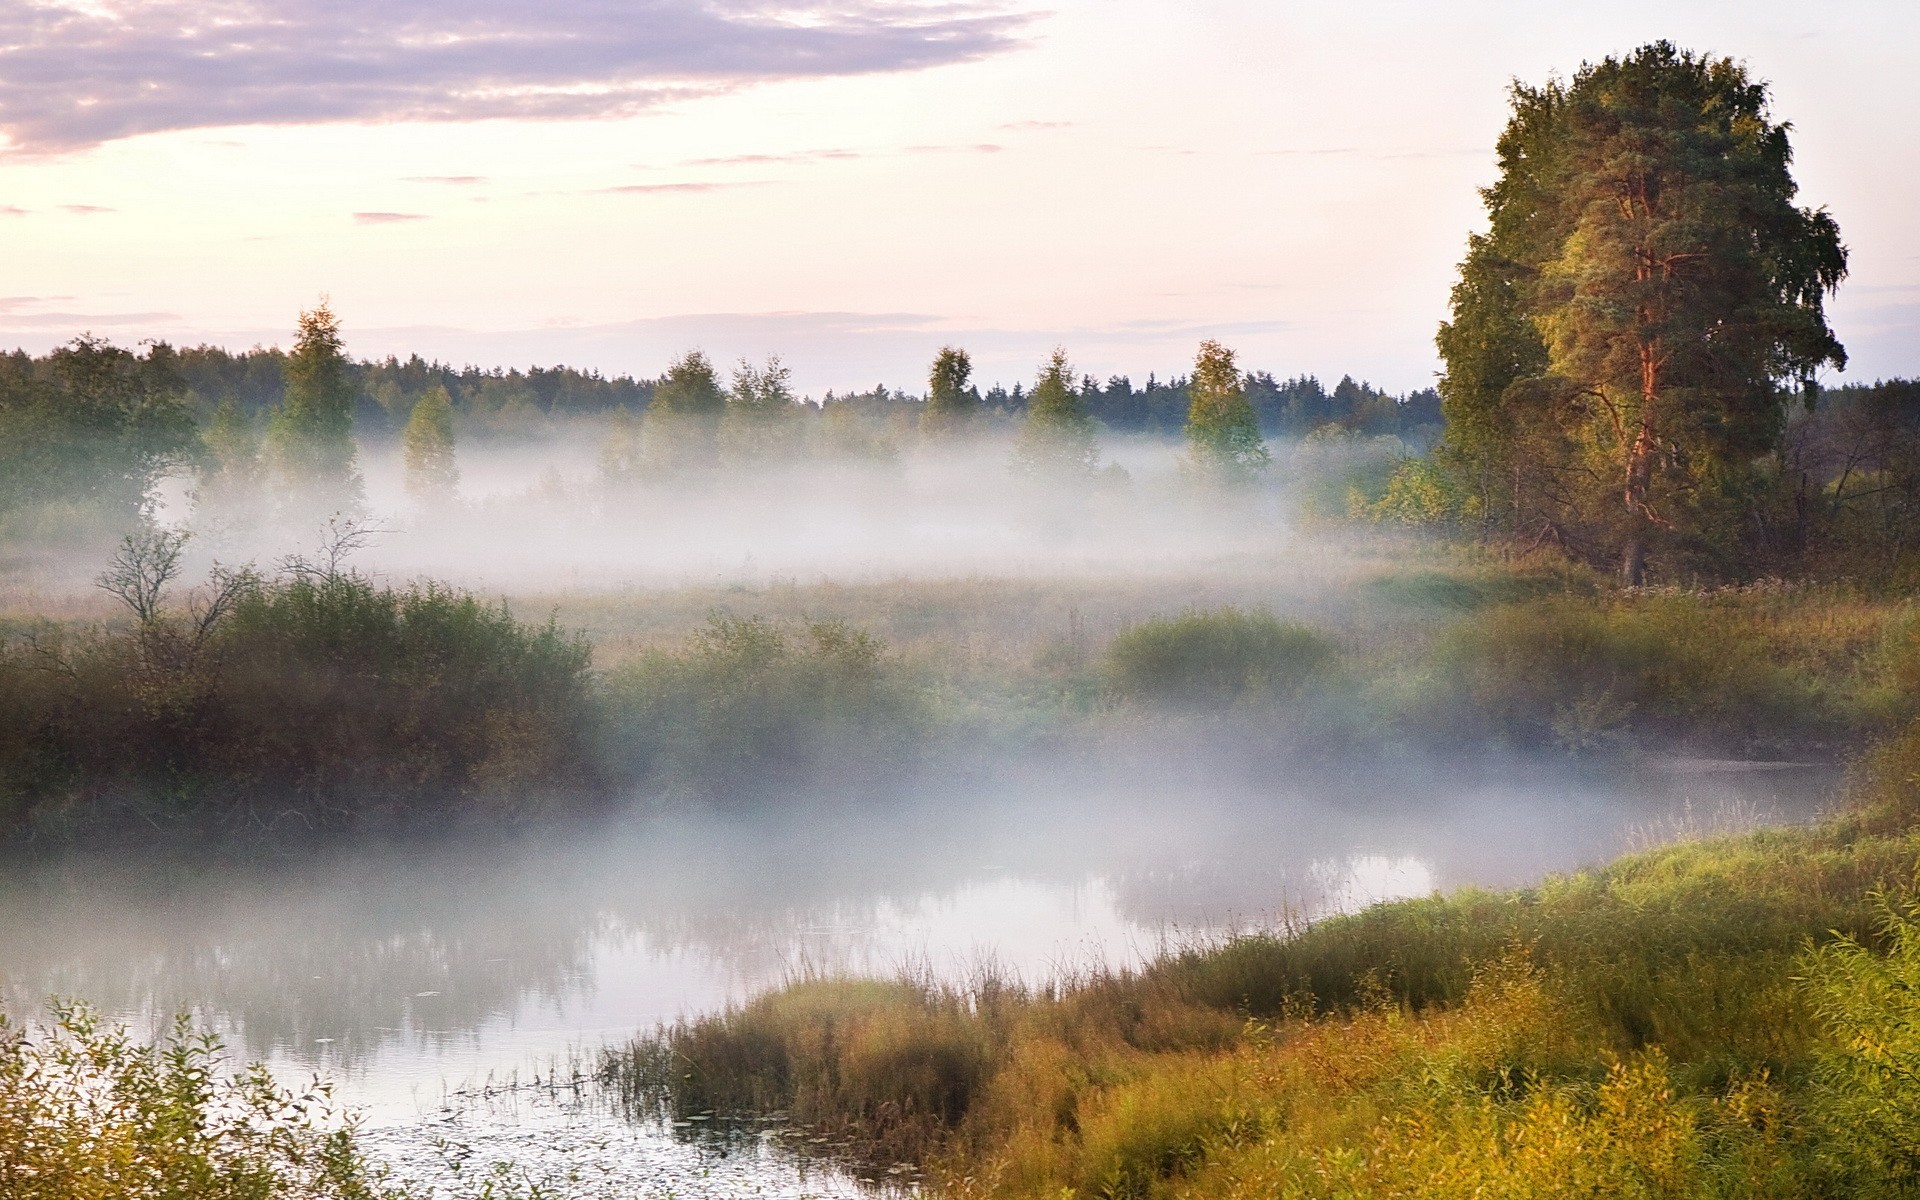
{"left": 0, "top": 0, "right": 1915, "bottom": 396}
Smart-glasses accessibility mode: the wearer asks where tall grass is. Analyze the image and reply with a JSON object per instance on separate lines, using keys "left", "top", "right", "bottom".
{"left": 1103, "top": 609, "right": 1336, "bottom": 707}
{"left": 604, "top": 717, "right": 1920, "bottom": 1198}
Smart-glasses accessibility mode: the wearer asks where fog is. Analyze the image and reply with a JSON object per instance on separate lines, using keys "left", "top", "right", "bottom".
{"left": 156, "top": 429, "right": 1396, "bottom": 597}
{"left": 2, "top": 422, "right": 1851, "bottom": 1195}
{"left": 0, "top": 755, "right": 1834, "bottom": 1118}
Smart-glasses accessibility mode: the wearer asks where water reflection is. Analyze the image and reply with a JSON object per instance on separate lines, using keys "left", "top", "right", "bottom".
{"left": 0, "top": 755, "right": 1837, "bottom": 1126}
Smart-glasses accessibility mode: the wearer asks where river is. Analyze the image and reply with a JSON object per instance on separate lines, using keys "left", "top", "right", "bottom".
{"left": 0, "top": 755, "right": 1839, "bottom": 1198}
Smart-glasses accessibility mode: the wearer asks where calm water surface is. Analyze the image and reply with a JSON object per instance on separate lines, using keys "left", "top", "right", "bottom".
{"left": 0, "top": 756, "right": 1839, "bottom": 1197}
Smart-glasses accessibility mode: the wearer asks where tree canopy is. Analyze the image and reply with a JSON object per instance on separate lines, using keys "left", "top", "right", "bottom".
{"left": 267, "top": 302, "right": 363, "bottom": 512}
{"left": 1184, "top": 339, "right": 1271, "bottom": 484}
{"left": 1436, "top": 41, "right": 1848, "bottom": 582}
{"left": 1012, "top": 348, "right": 1100, "bottom": 478}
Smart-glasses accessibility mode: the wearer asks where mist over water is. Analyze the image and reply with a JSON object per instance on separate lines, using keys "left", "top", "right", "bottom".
{"left": 0, "top": 426, "right": 1852, "bottom": 1195}
{"left": 0, "top": 756, "right": 1835, "bottom": 1119}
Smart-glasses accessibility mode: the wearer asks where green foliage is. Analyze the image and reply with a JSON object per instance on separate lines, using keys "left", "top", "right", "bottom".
{"left": 0, "top": 539, "right": 598, "bottom": 834}
{"left": 644, "top": 350, "right": 726, "bottom": 469}
{"left": 1437, "top": 42, "right": 1848, "bottom": 584}
{"left": 1807, "top": 890, "right": 1920, "bottom": 1195}
{"left": 400, "top": 385, "right": 459, "bottom": 506}
{"left": 721, "top": 356, "right": 802, "bottom": 461}
{"left": 0, "top": 1002, "right": 400, "bottom": 1199}
{"left": 1421, "top": 593, "right": 1854, "bottom": 753}
{"left": 1105, "top": 608, "right": 1335, "bottom": 707}
{"left": 267, "top": 303, "right": 362, "bottom": 509}
{"left": 1012, "top": 349, "right": 1099, "bottom": 477}
{"left": 1366, "top": 454, "right": 1480, "bottom": 526}
{"left": 922, "top": 346, "right": 979, "bottom": 436}
{"left": 599, "top": 614, "right": 924, "bottom": 797}
{"left": 0, "top": 337, "right": 195, "bottom": 539}
{"left": 1184, "top": 340, "right": 1271, "bottom": 485}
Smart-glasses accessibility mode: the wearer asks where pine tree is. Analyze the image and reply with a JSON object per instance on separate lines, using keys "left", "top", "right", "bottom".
{"left": 1436, "top": 43, "right": 1847, "bottom": 583}
{"left": 1184, "top": 340, "right": 1270, "bottom": 484}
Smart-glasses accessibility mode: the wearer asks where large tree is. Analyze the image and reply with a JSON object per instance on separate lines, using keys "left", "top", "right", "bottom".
{"left": 645, "top": 350, "right": 726, "bottom": 469}
{"left": 0, "top": 337, "right": 194, "bottom": 535}
{"left": 1437, "top": 42, "right": 1847, "bottom": 583}
{"left": 402, "top": 384, "right": 460, "bottom": 507}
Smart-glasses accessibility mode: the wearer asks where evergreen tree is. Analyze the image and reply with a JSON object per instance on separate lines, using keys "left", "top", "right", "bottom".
{"left": 1436, "top": 42, "right": 1847, "bottom": 583}
{"left": 1012, "top": 348, "right": 1099, "bottom": 477}
{"left": 1184, "top": 340, "right": 1271, "bottom": 484}
{"left": 402, "top": 384, "right": 460, "bottom": 506}
{"left": 267, "top": 302, "right": 362, "bottom": 510}
{"left": 921, "top": 347, "right": 978, "bottom": 436}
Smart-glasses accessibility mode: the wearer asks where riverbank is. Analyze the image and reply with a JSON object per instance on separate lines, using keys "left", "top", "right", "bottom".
{"left": 607, "top": 717, "right": 1920, "bottom": 1199}
{"left": 3, "top": 539, "right": 1912, "bottom": 843}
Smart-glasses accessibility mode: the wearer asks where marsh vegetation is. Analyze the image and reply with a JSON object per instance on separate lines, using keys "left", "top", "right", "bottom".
{"left": 1, "top": 34, "right": 1917, "bottom": 1200}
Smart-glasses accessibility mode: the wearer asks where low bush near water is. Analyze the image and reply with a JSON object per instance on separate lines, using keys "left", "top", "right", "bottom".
{"left": 1104, "top": 608, "right": 1336, "bottom": 707}
{"left": 0, "top": 1003, "right": 401, "bottom": 1200}
{"left": 0, "top": 531, "right": 599, "bottom": 836}
{"left": 599, "top": 613, "right": 927, "bottom": 797}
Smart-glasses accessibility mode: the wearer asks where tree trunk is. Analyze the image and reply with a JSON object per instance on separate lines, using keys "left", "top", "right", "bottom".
{"left": 1621, "top": 531, "right": 1647, "bottom": 587}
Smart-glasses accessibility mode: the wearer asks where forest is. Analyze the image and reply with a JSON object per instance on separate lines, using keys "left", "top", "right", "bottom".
{"left": 4, "top": 37, "right": 1920, "bottom": 1200}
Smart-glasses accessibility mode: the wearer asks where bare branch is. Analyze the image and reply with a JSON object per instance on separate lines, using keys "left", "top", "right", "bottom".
{"left": 96, "top": 528, "right": 188, "bottom": 624}
{"left": 280, "top": 514, "right": 391, "bottom": 583}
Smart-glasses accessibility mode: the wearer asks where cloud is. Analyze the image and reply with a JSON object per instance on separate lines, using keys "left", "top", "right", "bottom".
{"left": 0, "top": 205, "right": 26, "bottom": 216}
{"left": 0, "top": 1, "right": 1032, "bottom": 153}
{"left": 353, "top": 211, "right": 429, "bottom": 224}
{"left": 405, "top": 175, "right": 487, "bottom": 185}
{"left": 594, "top": 181, "right": 763, "bottom": 195}
{"left": 680, "top": 148, "right": 864, "bottom": 167}
{"left": 59, "top": 203, "right": 114, "bottom": 214}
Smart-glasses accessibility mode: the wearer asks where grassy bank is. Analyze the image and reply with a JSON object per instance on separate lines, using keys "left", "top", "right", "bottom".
{"left": 2, "top": 532, "right": 1914, "bottom": 834}
{"left": 604, "top": 718, "right": 1920, "bottom": 1198}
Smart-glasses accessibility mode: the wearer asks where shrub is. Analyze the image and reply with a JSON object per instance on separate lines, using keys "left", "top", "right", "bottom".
{"left": 0, "top": 1002, "right": 401, "bottom": 1199}
{"left": 1421, "top": 594, "right": 1835, "bottom": 752}
{"left": 0, "top": 541, "right": 599, "bottom": 836}
{"left": 1104, "top": 608, "right": 1336, "bottom": 707}
{"left": 599, "top": 614, "right": 925, "bottom": 797}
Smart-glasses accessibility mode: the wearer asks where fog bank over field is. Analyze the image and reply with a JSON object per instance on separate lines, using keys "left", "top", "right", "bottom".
{"left": 168, "top": 431, "right": 1395, "bottom": 597}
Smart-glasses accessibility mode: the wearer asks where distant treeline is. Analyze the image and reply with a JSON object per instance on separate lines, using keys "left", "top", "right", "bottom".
{"left": 0, "top": 339, "right": 1435, "bottom": 440}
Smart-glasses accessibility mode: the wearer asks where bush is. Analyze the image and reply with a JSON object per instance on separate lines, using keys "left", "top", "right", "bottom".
{"left": 1104, "top": 608, "right": 1336, "bottom": 707}
{"left": 599, "top": 614, "right": 925, "bottom": 797}
{"left": 0, "top": 541, "right": 599, "bottom": 836}
{"left": 0, "top": 1002, "right": 401, "bottom": 1199}
{"left": 1420, "top": 594, "right": 1840, "bottom": 753}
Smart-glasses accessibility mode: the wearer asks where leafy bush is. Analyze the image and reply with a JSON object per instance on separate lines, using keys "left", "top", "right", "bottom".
{"left": 599, "top": 614, "right": 925, "bottom": 797}
{"left": 1104, "top": 608, "right": 1335, "bottom": 707}
{"left": 1421, "top": 594, "right": 1844, "bottom": 752}
{"left": 0, "top": 533, "right": 598, "bottom": 835}
{"left": 0, "top": 1003, "right": 400, "bottom": 1199}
